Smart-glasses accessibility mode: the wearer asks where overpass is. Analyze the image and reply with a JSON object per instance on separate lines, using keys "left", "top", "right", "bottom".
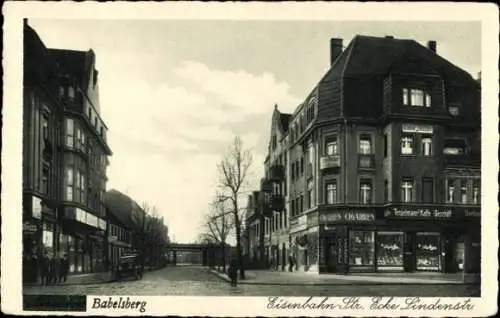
{"left": 164, "top": 243, "right": 233, "bottom": 267}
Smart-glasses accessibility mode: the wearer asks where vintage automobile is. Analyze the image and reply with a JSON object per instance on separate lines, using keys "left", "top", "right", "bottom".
{"left": 114, "top": 254, "right": 143, "bottom": 281}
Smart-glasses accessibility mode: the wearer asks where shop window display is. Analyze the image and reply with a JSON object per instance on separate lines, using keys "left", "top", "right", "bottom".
{"left": 42, "top": 223, "right": 54, "bottom": 256}
{"left": 416, "top": 232, "right": 441, "bottom": 271}
{"left": 349, "top": 231, "right": 374, "bottom": 266}
{"left": 376, "top": 232, "right": 404, "bottom": 270}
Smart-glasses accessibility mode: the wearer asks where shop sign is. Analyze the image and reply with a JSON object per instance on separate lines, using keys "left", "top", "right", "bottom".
{"left": 402, "top": 123, "right": 433, "bottom": 134}
{"left": 319, "top": 211, "right": 375, "bottom": 223}
{"left": 464, "top": 209, "right": 481, "bottom": 217}
{"left": 23, "top": 222, "right": 38, "bottom": 233}
{"left": 32, "top": 196, "right": 42, "bottom": 219}
{"left": 384, "top": 208, "right": 453, "bottom": 218}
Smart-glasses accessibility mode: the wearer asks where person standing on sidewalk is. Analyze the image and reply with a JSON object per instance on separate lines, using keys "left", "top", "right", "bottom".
{"left": 58, "top": 253, "right": 70, "bottom": 284}
{"left": 228, "top": 257, "right": 238, "bottom": 286}
{"left": 48, "top": 255, "right": 58, "bottom": 285}
{"left": 288, "top": 253, "right": 294, "bottom": 272}
{"left": 39, "top": 251, "right": 49, "bottom": 285}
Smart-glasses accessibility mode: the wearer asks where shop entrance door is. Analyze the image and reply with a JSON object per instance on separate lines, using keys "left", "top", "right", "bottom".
{"left": 403, "top": 232, "right": 416, "bottom": 272}
{"left": 325, "top": 240, "right": 338, "bottom": 273}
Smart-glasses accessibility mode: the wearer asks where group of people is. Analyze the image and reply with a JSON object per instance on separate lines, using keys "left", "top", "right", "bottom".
{"left": 38, "top": 251, "right": 70, "bottom": 285}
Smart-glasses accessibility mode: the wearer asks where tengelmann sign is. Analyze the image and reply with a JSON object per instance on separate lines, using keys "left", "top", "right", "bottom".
{"left": 384, "top": 208, "right": 452, "bottom": 218}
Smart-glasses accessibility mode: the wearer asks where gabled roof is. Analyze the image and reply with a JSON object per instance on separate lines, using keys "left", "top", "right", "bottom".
{"left": 279, "top": 113, "right": 292, "bottom": 133}
{"left": 104, "top": 189, "right": 139, "bottom": 229}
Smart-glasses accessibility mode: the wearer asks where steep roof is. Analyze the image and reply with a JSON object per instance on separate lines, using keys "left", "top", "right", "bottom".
{"left": 48, "top": 48, "right": 92, "bottom": 88}
{"left": 104, "top": 189, "right": 138, "bottom": 229}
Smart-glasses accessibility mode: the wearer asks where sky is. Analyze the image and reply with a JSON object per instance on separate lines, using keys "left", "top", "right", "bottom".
{"left": 28, "top": 19, "right": 481, "bottom": 244}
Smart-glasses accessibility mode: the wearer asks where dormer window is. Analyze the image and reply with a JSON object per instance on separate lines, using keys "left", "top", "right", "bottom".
{"left": 403, "top": 88, "right": 431, "bottom": 107}
{"left": 444, "top": 139, "right": 467, "bottom": 155}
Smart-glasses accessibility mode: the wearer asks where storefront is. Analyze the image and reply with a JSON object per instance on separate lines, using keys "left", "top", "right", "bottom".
{"left": 60, "top": 206, "right": 107, "bottom": 274}
{"left": 317, "top": 205, "right": 481, "bottom": 274}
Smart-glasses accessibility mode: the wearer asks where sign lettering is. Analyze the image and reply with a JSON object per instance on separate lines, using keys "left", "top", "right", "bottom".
{"left": 320, "top": 211, "right": 375, "bottom": 223}
{"left": 464, "top": 209, "right": 481, "bottom": 217}
{"left": 384, "top": 208, "right": 452, "bottom": 218}
{"left": 402, "top": 123, "right": 434, "bottom": 134}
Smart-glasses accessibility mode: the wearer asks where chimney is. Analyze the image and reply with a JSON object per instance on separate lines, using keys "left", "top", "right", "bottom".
{"left": 427, "top": 40, "right": 437, "bottom": 53}
{"left": 330, "top": 38, "right": 343, "bottom": 66}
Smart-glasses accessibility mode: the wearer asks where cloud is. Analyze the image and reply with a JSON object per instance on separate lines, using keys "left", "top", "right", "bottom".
{"left": 100, "top": 61, "right": 300, "bottom": 243}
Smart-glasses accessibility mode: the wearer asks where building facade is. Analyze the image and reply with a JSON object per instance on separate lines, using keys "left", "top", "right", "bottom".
{"left": 22, "top": 20, "right": 112, "bottom": 280}
{"left": 249, "top": 35, "right": 481, "bottom": 275}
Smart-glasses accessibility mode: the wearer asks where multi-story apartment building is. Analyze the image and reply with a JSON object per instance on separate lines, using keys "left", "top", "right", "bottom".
{"left": 249, "top": 35, "right": 481, "bottom": 275}
{"left": 246, "top": 106, "right": 291, "bottom": 270}
{"left": 22, "top": 20, "right": 112, "bottom": 278}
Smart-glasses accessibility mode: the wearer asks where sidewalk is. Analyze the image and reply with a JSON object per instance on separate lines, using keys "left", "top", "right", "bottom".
{"left": 23, "top": 271, "right": 113, "bottom": 287}
{"left": 209, "top": 268, "right": 477, "bottom": 286}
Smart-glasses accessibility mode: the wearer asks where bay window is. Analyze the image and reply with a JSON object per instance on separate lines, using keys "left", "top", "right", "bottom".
{"left": 66, "top": 167, "right": 74, "bottom": 201}
{"left": 326, "top": 138, "right": 338, "bottom": 156}
{"left": 65, "top": 118, "right": 74, "bottom": 148}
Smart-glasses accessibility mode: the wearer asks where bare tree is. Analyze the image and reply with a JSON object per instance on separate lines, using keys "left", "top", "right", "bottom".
{"left": 201, "top": 198, "right": 234, "bottom": 271}
{"left": 217, "top": 136, "right": 252, "bottom": 279}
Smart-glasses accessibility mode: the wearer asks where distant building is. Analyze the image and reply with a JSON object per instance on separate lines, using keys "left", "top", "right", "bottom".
{"left": 22, "top": 20, "right": 112, "bottom": 279}
{"left": 249, "top": 35, "right": 481, "bottom": 275}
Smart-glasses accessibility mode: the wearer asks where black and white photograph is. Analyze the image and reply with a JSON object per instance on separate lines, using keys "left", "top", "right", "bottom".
{"left": 1, "top": 2, "right": 498, "bottom": 316}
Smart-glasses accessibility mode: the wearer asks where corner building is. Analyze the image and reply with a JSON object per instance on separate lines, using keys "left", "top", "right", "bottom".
{"left": 284, "top": 36, "right": 481, "bottom": 274}
{"left": 23, "top": 20, "right": 112, "bottom": 276}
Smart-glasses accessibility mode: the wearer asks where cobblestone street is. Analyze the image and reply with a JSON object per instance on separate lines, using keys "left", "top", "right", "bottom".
{"left": 23, "top": 266, "right": 480, "bottom": 297}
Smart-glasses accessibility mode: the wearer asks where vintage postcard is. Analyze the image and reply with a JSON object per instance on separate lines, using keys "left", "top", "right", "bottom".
{"left": 1, "top": 1, "right": 498, "bottom": 316}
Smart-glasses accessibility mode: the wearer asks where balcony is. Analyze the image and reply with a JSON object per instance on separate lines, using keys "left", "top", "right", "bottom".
{"left": 358, "top": 154, "right": 375, "bottom": 169}
{"left": 444, "top": 154, "right": 481, "bottom": 168}
{"left": 320, "top": 155, "right": 341, "bottom": 170}
{"left": 260, "top": 178, "right": 273, "bottom": 193}
{"left": 270, "top": 195, "right": 285, "bottom": 212}
{"left": 268, "top": 165, "right": 285, "bottom": 181}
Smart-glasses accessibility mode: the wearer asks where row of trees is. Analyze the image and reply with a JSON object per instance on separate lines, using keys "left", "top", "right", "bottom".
{"left": 199, "top": 136, "right": 253, "bottom": 279}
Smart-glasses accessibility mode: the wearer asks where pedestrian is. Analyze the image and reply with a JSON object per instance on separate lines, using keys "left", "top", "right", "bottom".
{"left": 39, "top": 251, "right": 49, "bottom": 285}
{"left": 59, "top": 253, "right": 70, "bottom": 284}
{"left": 288, "top": 254, "right": 293, "bottom": 272}
{"left": 228, "top": 257, "right": 238, "bottom": 286}
{"left": 48, "top": 254, "right": 58, "bottom": 285}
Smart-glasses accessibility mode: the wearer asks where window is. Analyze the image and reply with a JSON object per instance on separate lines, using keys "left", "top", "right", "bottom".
{"left": 42, "top": 166, "right": 49, "bottom": 195}
{"left": 421, "top": 136, "right": 433, "bottom": 156}
{"left": 473, "top": 180, "right": 480, "bottom": 204}
{"left": 383, "top": 134, "right": 388, "bottom": 158}
{"left": 66, "top": 167, "right": 74, "bottom": 201}
{"left": 416, "top": 232, "right": 441, "bottom": 270}
{"left": 377, "top": 232, "right": 404, "bottom": 270}
{"left": 460, "top": 180, "right": 468, "bottom": 204}
{"left": 401, "top": 178, "right": 414, "bottom": 203}
{"left": 42, "top": 112, "right": 49, "bottom": 140}
{"left": 403, "top": 88, "right": 431, "bottom": 107}
{"left": 349, "top": 231, "right": 374, "bottom": 266}
{"left": 326, "top": 138, "right": 338, "bottom": 156}
{"left": 326, "top": 182, "right": 337, "bottom": 204}
{"left": 307, "top": 185, "right": 313, "bottom": 209}
{"left": 443, "top": 139, "right": 466, "bottom": 155}
{"left": 291, "top": 162, "right": 295, "bottom": 180}
{"left": 359, "top": 135, "right": 372, "bottom": 154}
{"left": 422, "top": 178, "right": 434, "bottom": 204}
{"left": 296, "top": 160, "right": 300, "bottom": 179}
{"left": 448, "top": 105, "right": 460, "bottom": 116}
{"left": 300, "top": 195, "right": 304, "bottom": 212}
{"left": 308, "top": 144, "right": 314, "bottom": 165}
{"left": 88, "top": 107, "right": 92, "bottom": 119}
{"left": 401, "top": 135, "right": 414, "bottom": 155}
{"left": 291, "top": 199, "right": 295, "bottom": 217}
{"left": 447, "top": 179, "right": 455, "bottom": 203}
{"left": 68, "top": 86, "right": 75, "bottom": 99}
{"left": 284, "top": 209, "right": 287, "bottom": 228}
{"left": 65, "top": 118, "right": 74, "bottom": 148}
{"left": 300, "top": 158, "right": 304, "bottom": 176}
{"left": 359, "top": 180, "right": 372, "bottom": 204}
{"left": 384, "top": 180, "right": 389, "bottom": 203}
